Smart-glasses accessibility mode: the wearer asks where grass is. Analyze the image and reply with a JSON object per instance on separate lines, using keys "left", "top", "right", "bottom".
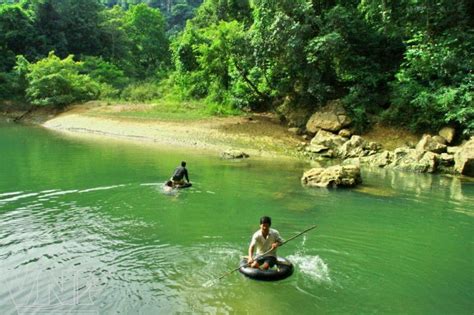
{"left": 88, "top": 99, "right": 242, "bottom": 122}
{"left": 362, "top": 123, "right": 420, "bottom": 150}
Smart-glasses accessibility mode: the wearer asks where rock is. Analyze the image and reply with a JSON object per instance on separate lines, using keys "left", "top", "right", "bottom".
{"left": 454, "top": 138, "right": 474, "bottom": 176}
{"left": 439, "top": 127, "right": 455, "bottom": 144}
{"left": 390, "top": 147, "right": 438, "bottom": 173}
{"left": 367, "top": 150, "right": 393, "bottom": 168}
{"left": 447, "top": 146, "right": 460, "bottom": 154}
{"left": 221, "top": 149, "right": 249, "bottom": 159}
{"left": 301, "top": 165, "right": 362, "bottom": 188}
{"left": 288, "top": 127, "right": 302, "bottom": 135}
{"left": 337, "top": 136, "right": 382, "bottom": 159}
{"left": 277, "top": 98, "right": 313, "bottom": 128}
{"left": 306, "top": 100, "right": 352, "bottom": 133}
{"left": 338, "top": 129, "right": 352, "bottom": 138}
{"left": 367, "top": 141, "right": 382, "bottom": 152}
{"left": 338, "top": 135, "right": 367, "bottom": 158}
{"left": 305, "top": 144, "right": 329, "bottom": 153}
{"left": 419, "top": 151, "right": 438, "bottom": 173}
{"left": 432, "top": 135, "right": 447, "bottom": 145}
{"left": 320, "top": 150, "right": 335, "bottom": 158}
{"left": 415, "top": 134, "right": 447, "bottom": 154}
{"left": 439, "top": 153, "right": 454, "bottom": 166}
{"left": 342, "top": 158, "right": 361, "bottom": 167}
{"left": 310, "top": 129, "right": 346, "bottom": 149}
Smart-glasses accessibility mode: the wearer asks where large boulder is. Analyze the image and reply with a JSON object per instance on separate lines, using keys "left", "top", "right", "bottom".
{"left": 301, "top": 165, "right": 362, "bottom": 188}
{"left": 439, "top": 127, "right": 455, "bottom": 144}
{"left": 306, "top": 100, "right": 352, "bottom": 133}
{"left": 454, "top": 138, "right": 474, "bottom": 176}
{"left": 365, "top": 150, "right": 394, "bottom": 168}
{"left": 309, "top": 129, "right": 346, "bottom": 149}
{"left": 415, "top": 134, "right": 447, "bottom": 154}
{"left": 337, "top": 136, "right": 382, "bottom": 159}
{"left": 390, "top": 147, "right": 438, "bottom": 173}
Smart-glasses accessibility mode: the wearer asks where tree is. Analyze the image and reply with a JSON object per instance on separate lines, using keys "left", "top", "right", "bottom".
{"left": 58, "top": 0, "right": 106, "bottom": 57}
{"left": 123, "top": 3, "right": 170, "bottom": 77}
{"left": 33, "top": 0, "right": 68, "bottom": 57}
{"left": 0, "top": 4, "right": 38, "bottom": 71}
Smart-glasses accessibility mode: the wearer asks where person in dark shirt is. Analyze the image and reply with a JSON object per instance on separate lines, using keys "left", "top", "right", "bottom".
{"left": 171, "top": 161, "right": 190, "bottom": 186}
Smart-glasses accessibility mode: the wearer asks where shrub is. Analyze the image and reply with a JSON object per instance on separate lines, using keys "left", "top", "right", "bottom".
{"left": 81, "top": 56, "right": 129, "bottom": 90}
{"left": 25, "top": 52, "right": 99, "bottom": 107}
{"left": 120, "top": 81, "right": 162, "bottom": 102}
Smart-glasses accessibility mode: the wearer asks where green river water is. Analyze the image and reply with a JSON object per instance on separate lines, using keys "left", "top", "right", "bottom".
{"left": 0, "top": 121, "right": 473, "bottom": 314}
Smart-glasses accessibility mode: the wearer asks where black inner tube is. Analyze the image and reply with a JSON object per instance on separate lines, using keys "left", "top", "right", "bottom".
{"left": 176, "top": 182, "right": 192, "bottom": 189}
{"left": 239, "top": 257, "right": 294, "bottom": 281}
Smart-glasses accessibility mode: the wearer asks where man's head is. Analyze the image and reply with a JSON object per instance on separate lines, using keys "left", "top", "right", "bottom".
{"left": 260, "top": 216, "right": 271, "bottom": 226}
{"left": 259, "top": 216, "right": 271, "bottom": 235}
{"left": 181, "top": 161, "right": 186, "bottom": 167}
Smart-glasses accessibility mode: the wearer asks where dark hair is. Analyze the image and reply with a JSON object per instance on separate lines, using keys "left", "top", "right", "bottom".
{"left": 260, "top": 216, "right": 271, "bottom": 226}
{"left": 165, "top": 180, "right": 173, "bottom": 187}
{"left": 181, "top": 161, "right": 186, "bottom": 167}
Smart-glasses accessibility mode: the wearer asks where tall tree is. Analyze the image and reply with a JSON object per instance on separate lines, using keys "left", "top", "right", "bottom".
{"left": 0, "top": 4, "right": 37, "bottom": 71}
{"left": 123, "top": 3, "right": 170, "bottom": 76}
{"left": 33, "top": 0, "right": 68, "bottom": 57}
{"left": 58, "top": 0, "right": 105, "bottom": 57}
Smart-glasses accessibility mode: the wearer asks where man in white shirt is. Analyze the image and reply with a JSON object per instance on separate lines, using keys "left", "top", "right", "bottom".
{"left": 248, "top": 216, "right": 284, "bottom": 270}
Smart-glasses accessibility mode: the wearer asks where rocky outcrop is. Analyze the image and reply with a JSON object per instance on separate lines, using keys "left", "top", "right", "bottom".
{"left": 454, "top": 138, "right": 474, "bottom": 176}
{"left": 277, "top": 97, "right": 313, "bottom": 128}
{"left": 390, "top": 148, "right": 437, "bottom": 173}
{"left": 303, "top": 125, "right": 469, "bottom": 176}
{"left": 221, "top": 149, "right": 249, "bottom": 159}
{"left": 307, "top": 129, "right": 346, "bottom": 151}
{"left": 338, "top": 136, "right": 381, "bottom": 159}
{"left": 301, "top": 165, "right": 362, "bottom": 188}
{"left": 306, "top": 132, "right": 382, "bottom": 161}
{"left": 306, "top": 100, "right": 351, "bottom": 133}
{"left": 415, "top": 134, "right": 447, "bottom": 154}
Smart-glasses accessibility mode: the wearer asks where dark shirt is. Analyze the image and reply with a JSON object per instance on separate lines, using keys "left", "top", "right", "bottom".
{"left": 172, "top": 166, "right": 189, "bottom": 182}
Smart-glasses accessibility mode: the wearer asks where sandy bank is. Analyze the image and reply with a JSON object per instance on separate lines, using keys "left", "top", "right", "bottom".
{"left": 41, "top": 105, "right": 305, "bottom": 158}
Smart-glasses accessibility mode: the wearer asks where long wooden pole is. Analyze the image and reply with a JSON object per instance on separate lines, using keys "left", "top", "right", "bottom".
{"left": 215, "top": 225, "right": 317, "bottom": 281}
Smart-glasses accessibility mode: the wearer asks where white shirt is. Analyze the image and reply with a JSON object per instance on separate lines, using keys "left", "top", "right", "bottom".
{"left": 250, "top": 228, "right": 283, "bottom": 257}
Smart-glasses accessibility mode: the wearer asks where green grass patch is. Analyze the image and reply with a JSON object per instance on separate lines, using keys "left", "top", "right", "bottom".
{"left": 90, "top": 99, "right": 242, "bottom": 121}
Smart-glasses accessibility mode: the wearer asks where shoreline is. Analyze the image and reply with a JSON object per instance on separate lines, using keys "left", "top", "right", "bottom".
{"left": 4, "top": 103, "right": 472, "bottom": 179}
{"left": 36, "top": 104, "right": 306, "bottom": 160}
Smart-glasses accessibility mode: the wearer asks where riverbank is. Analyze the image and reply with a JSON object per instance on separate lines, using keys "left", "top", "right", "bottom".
{"left": 1, "top": 101, "right": 423, "bottom": 160}
{"left": 38, "top": 102, "right": 307, "bottom": 159}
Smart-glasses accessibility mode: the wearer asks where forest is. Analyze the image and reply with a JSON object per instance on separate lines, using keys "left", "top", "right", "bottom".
{"left": 0, "top": 0, "right": 472, "bottom": 136}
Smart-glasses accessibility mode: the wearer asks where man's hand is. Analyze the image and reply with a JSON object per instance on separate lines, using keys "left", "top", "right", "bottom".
{"left": 247, "top": 257, "right": 254, "bottom": 266}
{"left": 271, "top": 242, "right": 279, "bottom": 249}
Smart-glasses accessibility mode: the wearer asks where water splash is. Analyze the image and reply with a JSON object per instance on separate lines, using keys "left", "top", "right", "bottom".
{"left": 288, "top": 254, "right": 331, "bottom": 283}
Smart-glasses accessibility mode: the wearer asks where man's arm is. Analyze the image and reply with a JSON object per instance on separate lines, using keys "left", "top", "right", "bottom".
{"left": 248, "top": 244, "right": 255, "bottom": 263}
{"left": 272, "top": 230, "right": 284, "bottom": 249}
{"left": 184, "top": 168, "right": 189, "bottom": 182}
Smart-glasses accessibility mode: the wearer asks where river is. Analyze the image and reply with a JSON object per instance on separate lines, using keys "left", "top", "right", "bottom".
{"left": 0, "top": 121, "right": 473, "bottom": 314}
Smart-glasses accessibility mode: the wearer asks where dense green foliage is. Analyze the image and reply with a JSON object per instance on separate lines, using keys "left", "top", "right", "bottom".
{"left": 25, "top": 52, "right": 100, "bottom": 107}
{"left": 0, "top": 0, "right": 472, "bottom": 135}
